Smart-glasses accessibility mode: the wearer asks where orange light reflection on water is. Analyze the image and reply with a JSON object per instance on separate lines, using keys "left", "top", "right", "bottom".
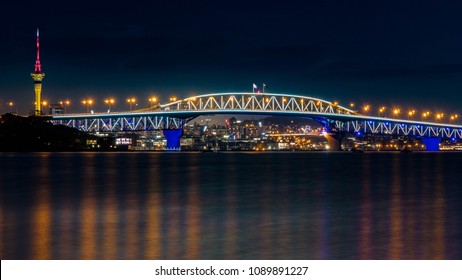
{"left": 185, "top": 155, "right": 200, "bottom": 259}
{"left": 57, "top": 157, "right": 75, "bottom": 259}
{"left": 125, "top": 155, "right": 139, "bottom": 260}
{"left": 103, "top": 154, "right": 118, "bottom": 259}
{"left": 433, "top": 156, "right": 445, "bottom": 259}
{"left": 80, "top": 154, "right": 97, "bottom": 259}
{"left": 166, "top": 156, "right": 181, "bottom": 259}
{"left": 32, "top": 154, "right": 51, "bottom": 260}
{"left": 145, "top": 155, "right": 161, "bottom": 259}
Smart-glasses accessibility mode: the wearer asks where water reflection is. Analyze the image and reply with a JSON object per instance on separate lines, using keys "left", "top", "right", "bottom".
{"left": 358, "top": 156, "right": 372, "bottom": 259}
{"left": 145, "top": 154, "right": 161, "bottom": 259}
{"left": 433, "top": 155, "right": 445, "bottom": 259}
{"left": 0, "top": 152, "right": 461, "bottom": 259}
{"left": 55, "top": 154, "right": 76, "bottom": 259}
{"left": 389, "top": 155, "right": 403, "bottom": 259}
{"left": 32, "top": 153, "right": 51, "bottom": 259}
{"left": 124, "top": 154, "right": 139, "bottom": 259}
{"left": 103, "top": 153, "right": 118, "bottom": 259}
{"left": 80, "top": 153, "right": 97, "bottom": 259}
{"left": 185, "top": 155, "right": 200, "bottom": 259}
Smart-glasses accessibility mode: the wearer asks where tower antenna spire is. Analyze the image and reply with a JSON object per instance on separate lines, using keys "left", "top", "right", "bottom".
{"left": 31, "top": 28, "right": 45, "bottom": 115}
{"left": 34, "top": 28, "right": 42, "bottom": 73}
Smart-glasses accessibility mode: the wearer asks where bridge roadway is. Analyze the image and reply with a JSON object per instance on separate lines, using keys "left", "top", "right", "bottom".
{"left": 51, "top": 92, "right": 462, "bottom": 151}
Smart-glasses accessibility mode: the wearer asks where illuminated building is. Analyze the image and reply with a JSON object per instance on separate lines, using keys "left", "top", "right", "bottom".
{"left": 31, "top": 28, "right": 45, "bottom": 115}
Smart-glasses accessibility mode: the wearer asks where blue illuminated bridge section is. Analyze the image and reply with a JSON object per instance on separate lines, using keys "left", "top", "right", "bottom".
{"left": 51, "top": 92, "right": 462, "bottom": 140}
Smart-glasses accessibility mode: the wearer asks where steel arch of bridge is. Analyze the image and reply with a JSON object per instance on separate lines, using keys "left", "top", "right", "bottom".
{"left": 52, "top": 92, "right": 462, "bottom": 139}
{"left": 158, "top": 92, "right": 356, "bottom": 115}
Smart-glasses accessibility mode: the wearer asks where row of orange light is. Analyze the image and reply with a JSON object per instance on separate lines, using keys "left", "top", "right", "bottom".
{"left": 78, "top": 97, "right": 165, "bottom": 106}
{"left": 8, "top": 101, "right": 68, "bottom": 106}
{"left": 5, "top": 97, "right": 172, "bottom": 109}
{"left": 4, "top": 98, "right": 460, "bottom": 122}
{"left": 349, "top": 103, "right": 459, "bottom": 122}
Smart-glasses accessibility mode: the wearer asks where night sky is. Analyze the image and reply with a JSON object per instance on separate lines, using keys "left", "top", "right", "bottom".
{"left": 1, "top": 0, "right": 462, "bottom": 114}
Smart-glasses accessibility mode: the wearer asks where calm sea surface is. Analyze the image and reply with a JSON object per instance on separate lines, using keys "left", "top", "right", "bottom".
{"left": 0, "top": 151, "right": 461, "bottom": 260}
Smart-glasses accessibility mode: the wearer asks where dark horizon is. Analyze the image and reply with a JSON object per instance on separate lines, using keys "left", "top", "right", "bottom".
{"left": 1, "top": 1, "right": 462, "bottom": 115}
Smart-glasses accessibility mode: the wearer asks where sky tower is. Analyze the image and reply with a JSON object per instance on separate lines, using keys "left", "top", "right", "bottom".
{"left": 31, "top": 28, "right": 45, "bottom": 115}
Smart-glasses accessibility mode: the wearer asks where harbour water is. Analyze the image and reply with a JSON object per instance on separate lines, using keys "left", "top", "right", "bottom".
{"left": 0, "top": 151, "right": 461, "bottom": 259}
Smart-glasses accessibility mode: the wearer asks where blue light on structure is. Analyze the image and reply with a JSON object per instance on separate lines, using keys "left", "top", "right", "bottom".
{"left": 163, "top": 129, "right": 183, "bottom": 151}
{"left": 421, "top": 137, "right": 441, "bottom": 151}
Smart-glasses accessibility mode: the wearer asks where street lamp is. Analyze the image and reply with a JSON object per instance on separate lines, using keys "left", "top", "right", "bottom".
{"left": 41, "top": 100, "right": 48, "bottom": 114}
{"left": 82, "top": 99, "right": 93, "bottom": 113}
{"left": 148, "top": 97, "right": 157, "bottom": 107}
{"left": 392, "top": 108, "right": 400, "bottom": 118}
{"left": 7, "top": 101, "right": 15, "bottom": 113}
{"left": 407, "top": 109, "right": 416, "bottom": 120}
{"left": 59, "top": 100, "right": 70, "bottom": 114}
{"left": 363, "top": 105, "right": 370, "bottom": 115}
{"left": 126, "top": 98, "right": 136, "bottom": 111}
{"left": 436, "top": 113, "right": 444, "bottom": 123}
{"left": 104, "top": 98, "right": 115, "bottom": 112}
{"left": 450, "top": 114, "right": 459, "bottom": 124}
{"left": 169, "top": 97, "right": 177, "bottom": 102}
{"left": 421, "top": 111, "right": 430, "bottom": 121}
{"left": 378, "top": 106, "right": 386, "bottom": 117}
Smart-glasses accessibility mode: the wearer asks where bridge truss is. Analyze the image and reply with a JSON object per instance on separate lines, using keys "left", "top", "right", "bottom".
{"left": 52, "top": 92, "right": 462, "bottom": 139}
{"left": 54, "top": 116, "right": 185, "bottom": 132}
{"left": 334, "top": 119, "right": 462, "bottom": 139}
{"left": 160, "top": 93, "right": 356, "bottom": 115}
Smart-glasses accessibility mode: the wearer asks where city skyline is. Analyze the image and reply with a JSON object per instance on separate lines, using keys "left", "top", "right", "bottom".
{"left": 1, "top": 1, "right": 462, "bottom": 115}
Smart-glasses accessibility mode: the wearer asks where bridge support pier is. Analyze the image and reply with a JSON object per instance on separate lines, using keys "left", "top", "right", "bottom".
{"left": 162, "top": 129, "right": 183, "bottom": 151}
{"left": 421, "top": 137, "right": 441, "bottom": 151}
{"left": 324, "top": 133, "right": 344, "bottom": 151}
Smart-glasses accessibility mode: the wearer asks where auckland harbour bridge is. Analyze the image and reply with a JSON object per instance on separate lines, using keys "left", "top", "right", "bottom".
{"left": 50, "top": 92, "right": 462, "bottom": 151}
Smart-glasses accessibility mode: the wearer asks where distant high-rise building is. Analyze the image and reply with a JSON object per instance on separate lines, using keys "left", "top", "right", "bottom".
{"left": 31, "top": 28, "right": 45, "bottom": 115}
